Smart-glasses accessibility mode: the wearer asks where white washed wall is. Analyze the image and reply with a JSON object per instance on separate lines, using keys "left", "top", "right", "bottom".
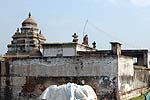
{"left": 43, "top": 47, "right": 76, "bottom": 57}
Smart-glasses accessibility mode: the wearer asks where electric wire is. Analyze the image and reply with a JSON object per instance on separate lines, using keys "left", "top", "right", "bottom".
{"left": 81, "top": 0, "right": 143, "bottom": 49}
{"left": 85, "top": 20, "right": 143, "bottom": 49}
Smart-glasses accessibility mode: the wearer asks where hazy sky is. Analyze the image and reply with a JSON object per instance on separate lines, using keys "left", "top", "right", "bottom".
{"left": 1, "top": 0, "right": 150, "bottom": 54}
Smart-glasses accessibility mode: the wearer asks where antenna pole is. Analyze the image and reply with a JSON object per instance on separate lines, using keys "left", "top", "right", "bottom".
{"left": 82, "top": 19, "right": 88, "bottom": 37}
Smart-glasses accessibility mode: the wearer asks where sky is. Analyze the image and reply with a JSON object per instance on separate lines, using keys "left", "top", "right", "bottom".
{"left": 1, "top": 0, "right": 150, "bottom": 54}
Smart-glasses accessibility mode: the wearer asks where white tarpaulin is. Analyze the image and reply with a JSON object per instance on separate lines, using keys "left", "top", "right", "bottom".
{"left": 39, "top": 83, "right": 97, "bottom": 100}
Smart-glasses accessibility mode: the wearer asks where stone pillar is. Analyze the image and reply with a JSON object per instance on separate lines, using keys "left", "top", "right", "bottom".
{"left": 110, "top": 42, "right": 122, "bottom": 55}
{"left": 143, "top": 52, "right": 148, "bottom": 67}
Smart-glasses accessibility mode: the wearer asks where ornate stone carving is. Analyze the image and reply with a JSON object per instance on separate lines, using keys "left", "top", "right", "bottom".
{"left": 82, "top": 34, "right": 89, "bottom": 46}
{"left": 72, "top": 33, "right": 78, "bottom": 43}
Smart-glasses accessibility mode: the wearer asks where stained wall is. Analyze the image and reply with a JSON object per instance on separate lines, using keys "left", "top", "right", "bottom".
{"left": 118, "top": 56, "right": 150, "bottom": 100}
{"left": 8, "top": 56, "right": 118, "bottom": 100}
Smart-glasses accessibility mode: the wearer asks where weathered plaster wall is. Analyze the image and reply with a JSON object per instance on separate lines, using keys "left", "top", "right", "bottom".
{"left": 43, "top": 43, "right": 95, "bottom": 57}
{"left": 148, "top": 52, "right": 150, "bottom": 68}
{"left": 9, "top": 56, "right": 118, "bottom": 100}
{"left": 43, "top": 47, "right": 76, "bottom": 57}
{"left": 0, "top": 61, "right": 12, "bottom": 100}
{"left": 76, "top": 44, "right": 95, "bottom": 51}
{"left": 10, "top": 57, "right": 118, "bottom": 77}
{"left": 118, "top": 56, "right": 150, "bottom": 100}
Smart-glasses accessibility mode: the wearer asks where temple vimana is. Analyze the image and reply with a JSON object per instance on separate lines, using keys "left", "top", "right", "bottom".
{"left": 1, "top": 13, "right": 150, "bottom": 100}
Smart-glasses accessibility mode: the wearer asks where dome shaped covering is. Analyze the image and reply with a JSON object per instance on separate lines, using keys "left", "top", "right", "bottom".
{"left": 22, "top": 13, "right": 37, "bottom": 26}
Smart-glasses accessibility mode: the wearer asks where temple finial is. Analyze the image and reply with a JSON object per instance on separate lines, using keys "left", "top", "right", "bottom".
{"left": 17, "top": 28, "right": 19, "bottom": 32}
{"left": 92, "top": 41, "right": 96, "bottom": 48}
{"left": 72, "top": 33, "right": 78, "bottom": 43}
{"left": 39, "top": 30, "right": 41, "bottom": 34}
{"left": 29, "top": 12, "right": 31, "bottom": 18}
{"left": 82, "top": 34, "right": 89, "bottom": 46}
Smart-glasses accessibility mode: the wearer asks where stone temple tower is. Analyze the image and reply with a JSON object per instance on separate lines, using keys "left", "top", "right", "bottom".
{"left": 6, "top": 13, "right": 46, "bottom": 57}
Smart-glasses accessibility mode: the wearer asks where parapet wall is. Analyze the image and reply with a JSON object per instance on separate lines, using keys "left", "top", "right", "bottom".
{"left": 2, "top": 55, "right": 150, "bottom": 100}
{"left": 6, "top": 56, "right": 118, "bottom": 100}
{"left": 10, "top": 56, "right": 117, "bottom": 77}
{"left": 118, "top": 56, "right": 150, "bottom": 100}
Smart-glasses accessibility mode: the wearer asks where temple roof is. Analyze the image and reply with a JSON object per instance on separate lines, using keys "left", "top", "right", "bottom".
{"left": 22, "top": 13, "right": 37, "bottom": 26}
{"left": 6, "top": 13, "right": 46, "bottom": 57}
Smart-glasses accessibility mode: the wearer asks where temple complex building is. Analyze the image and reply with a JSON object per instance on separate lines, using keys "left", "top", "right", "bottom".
{"left": 1, "top": 13, "right": 150, "bottom": 100}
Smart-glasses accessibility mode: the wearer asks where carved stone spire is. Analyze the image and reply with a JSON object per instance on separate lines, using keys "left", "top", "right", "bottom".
{"left": 29, "top": 12, "right": 31, "bottom": 18}
{"left": 92, "top": 41, "right": 96, "bottom": 48}
{"left": 72, "top": 33, "right": 78, "bottom": 43}
{"left": 39, "top": 30, "right": 41, "bottom": 34}
{"left": 7, "top": 13, "right": 46, "bottom": 57}
{"left": 82, "top": 34, "right": 89, "bottom": 46}
{"left": 17, "top": 28, "right": 19, "bottom": 32}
